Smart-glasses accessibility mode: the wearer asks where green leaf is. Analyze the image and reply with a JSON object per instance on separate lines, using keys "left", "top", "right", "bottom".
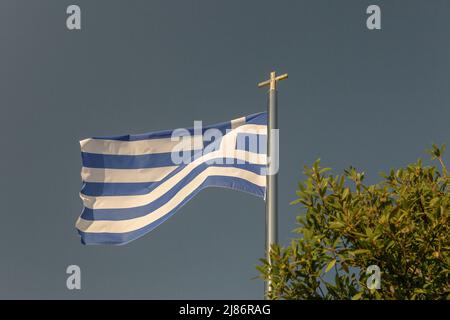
{"left": 329, "top": 221, "right": 345, "bottom": 229}
{"left": 342, "top": 188, "right": 350, "bottom": 200}
{"left": 349, "top": 249, "right": 371, "bottom": 256}
{"left": 352, "top": 292, "right": 363, "bottom": 300}
{"left": 429, "top": 197, "right": 440, "bottom": 207}
{"left": 325, "top": 259, "right": 336, "bottom": 273}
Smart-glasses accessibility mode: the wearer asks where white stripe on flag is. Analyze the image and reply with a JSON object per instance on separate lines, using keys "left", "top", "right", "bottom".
{"left": 80, "top": 135, "right": 204, "bottom": 156}
{"left": 231, "top": 116, "right": 246, "bottom": 129}
{"left": 81, "top": 166, "right": 178, "bottom": 183}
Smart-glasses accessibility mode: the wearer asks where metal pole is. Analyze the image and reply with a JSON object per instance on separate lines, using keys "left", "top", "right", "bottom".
{"left": 265, "top": 82, "right": 278, "bottom": 298}
{"left": 258, "top": 71, "right": 287, "bottom": 299}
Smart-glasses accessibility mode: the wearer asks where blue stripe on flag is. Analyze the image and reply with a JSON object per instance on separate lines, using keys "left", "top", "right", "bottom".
{"left": 81, "top": 182, "right": 156, "bottom": 197}
{"left": 81, "top": 151, "right": 197, "bottom": 169}
{"left": 246, "top": 112, "right": 267, "bottom": 125}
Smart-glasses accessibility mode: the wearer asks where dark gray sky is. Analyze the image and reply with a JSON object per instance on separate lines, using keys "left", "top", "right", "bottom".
{"left": 0, "top": 0, "right": 448, "bottom": 299}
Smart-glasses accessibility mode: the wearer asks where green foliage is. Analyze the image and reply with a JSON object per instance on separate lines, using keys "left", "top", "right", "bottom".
{"left": 257, "top": 145, "right": 449, "bottom": 300}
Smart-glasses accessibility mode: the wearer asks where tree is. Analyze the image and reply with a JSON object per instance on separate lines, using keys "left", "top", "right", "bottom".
{"left": 257, "top": 145, "right": 449, "bottom": 300}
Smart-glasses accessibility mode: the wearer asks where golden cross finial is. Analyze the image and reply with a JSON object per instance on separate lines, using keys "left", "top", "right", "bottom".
{"left": 258, "top": 71, "right": 288, "bottom": 91}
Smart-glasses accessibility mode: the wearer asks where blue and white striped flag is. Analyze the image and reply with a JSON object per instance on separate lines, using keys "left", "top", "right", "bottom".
{"left": 76, "top": 112, "right": 267, "bottom": 245}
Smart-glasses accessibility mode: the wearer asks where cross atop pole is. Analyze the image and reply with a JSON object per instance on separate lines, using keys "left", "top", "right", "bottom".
{"left": 258, "top": 71, "right": 288, "bottom": 91}
{"left": 258, "top": 71, "right": 287, "bottom": 299}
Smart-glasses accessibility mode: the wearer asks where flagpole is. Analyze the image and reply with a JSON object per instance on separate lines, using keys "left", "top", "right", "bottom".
{"left": 258, "top": 71, "right": 287, "bottom": 299}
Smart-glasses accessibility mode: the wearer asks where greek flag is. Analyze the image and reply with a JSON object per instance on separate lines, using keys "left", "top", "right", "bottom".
{"left": 76, "top": 112, "right": 267, "bottom": 245}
